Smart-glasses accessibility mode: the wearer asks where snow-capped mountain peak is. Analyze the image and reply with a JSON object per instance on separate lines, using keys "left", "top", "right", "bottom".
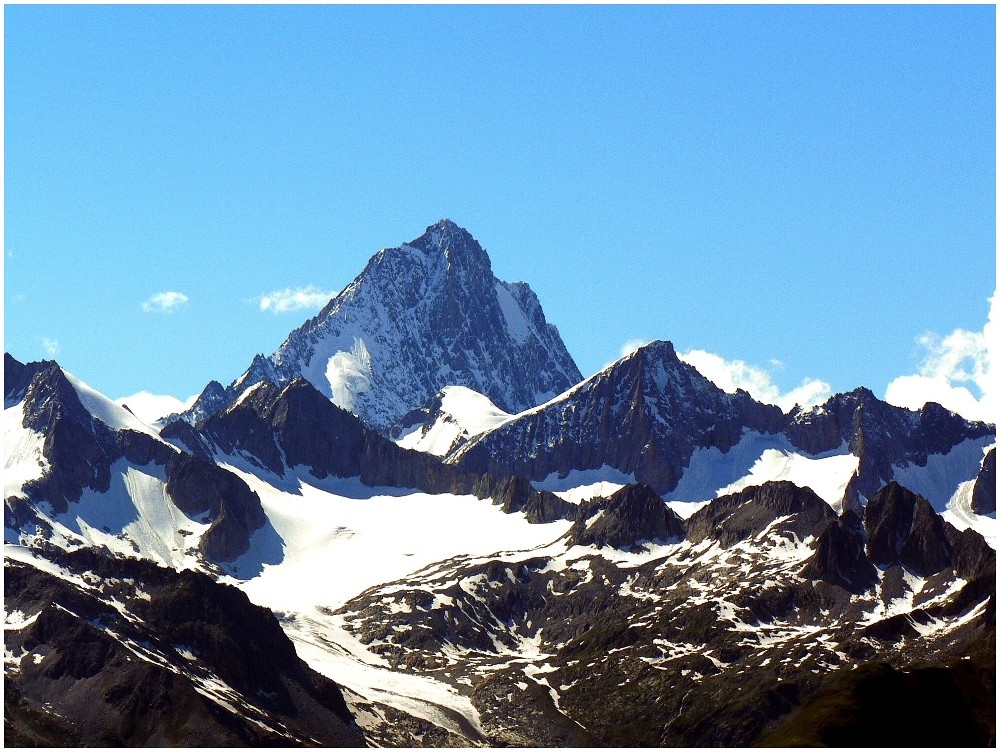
{"left": 185, "top": 221, "right": 582, "bottom": 433}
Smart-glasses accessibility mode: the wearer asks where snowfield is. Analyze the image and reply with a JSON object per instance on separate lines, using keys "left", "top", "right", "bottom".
{"left": 4, "top": 401, "right": 49, "bottom": 500}
{"left": 214, "top": 466, "right": 571, "bottom": 740}
{"left": 396, "top": 386, "right": 512, "bottom": 457}
{"left": 227, "top": 466, "right": 572, "bottom": 612}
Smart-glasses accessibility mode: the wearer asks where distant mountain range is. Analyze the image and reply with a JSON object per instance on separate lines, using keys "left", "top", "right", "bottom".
{"left": 5, "top": 220, "right": 995, "bottom": 746}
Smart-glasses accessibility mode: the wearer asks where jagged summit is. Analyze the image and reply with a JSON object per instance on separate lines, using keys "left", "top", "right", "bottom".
{"left": 417, "top": 218, "right": 482, "bottom": 255}
{"left": 451, "top": 337, "right": 786, "bottom": 493}
{"left": 179, "top": 221, "right": 582, "bottom": 434}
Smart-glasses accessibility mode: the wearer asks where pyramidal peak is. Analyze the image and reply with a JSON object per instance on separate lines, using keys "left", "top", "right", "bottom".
{"left": 178, "top": 221, "right": 582, "bottom": 434}
{"left": 421, "top": 218, "right": 473, "bottom": 248}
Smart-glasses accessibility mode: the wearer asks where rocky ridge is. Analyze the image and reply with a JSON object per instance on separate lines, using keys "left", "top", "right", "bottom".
{"left": 4, "top": 547, "right": 362, "bottom": 746}
{"left": 335, "top": 479, "right": 994, "bottom": 746}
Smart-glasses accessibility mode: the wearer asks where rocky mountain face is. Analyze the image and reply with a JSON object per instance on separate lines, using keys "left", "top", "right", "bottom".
{"left": 451, "top": 340, "right": 786, "bottom": 493}
{"left": 449, "top": 342, "right": 993, "bottom": 512}
{"left": 183, "top": 377, "right": 483, "bottom": 496}
{"left": 175, "top": 220, "right": 582, "bottom": 434}
{"left": 972, "top": 447, "right": 996, "bottom": 515}
{"left": 4, "top": 547, "right": 362, "bottom": 746}
{"left": 4, "top": 355, "right": 266, "bottom": 565}
{"left": 786, "top": 389, "right": 994, "bottom": 500}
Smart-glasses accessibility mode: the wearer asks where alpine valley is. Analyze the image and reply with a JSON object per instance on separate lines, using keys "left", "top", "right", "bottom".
{"left": 4, "top": 220, "right": 995, "bottom": 747}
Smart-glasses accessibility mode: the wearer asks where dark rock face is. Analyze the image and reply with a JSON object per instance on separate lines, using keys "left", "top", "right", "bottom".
{"left": 4, "top": 551, "right": 362, "bottom": 746}
{"left": 471, "top": 670, "right": 600, "bottom": 747}
{"left": 202, "top": 377, "right": 482, "bottom": 496}
{"left": 201, "top": 382, "right": 286, "bottom": 476}
{"left": 972, "top": 447, "right": 996, "bottom": 515}
{"left": 16, "top": 361, "right": 117, "bottom": 513}
{"left": 472, "top": 474, "right": 574, "bottom": 524}
{"left": 948, "top": 525, "right": 996, "bottom": 583}
{"left": 158, "top": 417, "right": 215, "bottom": 459}
{"left": 787, "top": 391, "right": 994, "bottom": 500}
{"left": 686, "top": 480, "right": 835, "bottom": 548}
{"left": 4, "top": 353, "right": 52, "bottom": 405}
{"left": 759, "top": 659, "right": 996, "bottom": 747}
{"left": 454, "top": 340, "right": 785, "bottom": 494}
{"left": 802, "top": 510, "right": 878, "bottom": 593}
{"left": 569, "top": 483, "right": 685, "bottom": 551}
{"left": 164, "top": 454, "right": 267, "bottom": 562}
{"left": 864, "top": 482, "right": 953, "bottom": 576}
{"left": 6, "top": 355, "right": 268, "bottom": 565}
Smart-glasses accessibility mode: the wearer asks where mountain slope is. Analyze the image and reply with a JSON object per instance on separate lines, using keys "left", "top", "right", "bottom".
{"left": 4, "top": 354, "right": 267, "bottom": 567}
{"left": 4, "top": 547, "right": 363, "bottom": 746}
{"left": 334, "top": 480, "right": 994, "bottom": 746}
{"left": 179, "top": 220, "right": 582, "bottom": 433}
{"left": 450, "top": 340, "right": 785, "bottom": 494}
{"left": 449, "top": 341, "right": 994, "bottom": 524}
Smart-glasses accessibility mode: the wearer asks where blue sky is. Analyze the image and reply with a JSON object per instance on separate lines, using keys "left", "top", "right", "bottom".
{"left": 4, "top": 5, "right": 996, "bottom": 421}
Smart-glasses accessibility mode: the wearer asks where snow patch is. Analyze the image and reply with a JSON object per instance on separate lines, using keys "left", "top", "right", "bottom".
{"left": 669, "top": 433, "right": 858, "bottom": 510}
{"left": 282, "top": 612, "right": 486, "bottom": 741}
{"left": 494, "top": 282, "right": 531, "bottom": 345}
{"left": 533, "top": 466, "right": 637, "bottom": 500}
{"left": 4, "top": 401, "right": 49, "bottom": 499}
{"left": 325, "top": 338, "right": 374, "bottom": 411}
{"left": 891, "top": 437, "right": 995, "bottom": 511}
{"left": 228, "top": 467, "right": 572, "bottom": 612}
{"left": 396, "top": 386, "right": 511, "bottom": 457}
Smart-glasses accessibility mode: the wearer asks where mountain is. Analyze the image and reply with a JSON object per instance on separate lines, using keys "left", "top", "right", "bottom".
{"left": 451, "top": 340, "right": 786, "bottom": 493}
{"left": 177, "top": 220, "right": 582, "bottom": 434}
{"left": 4, "top": 354, "right": 267, "bottom": 565}
{"left": 4, "top": 221, "right": 996, "bottom": 748}
{"left": 5, "top": 547, "right": 362, "bottom": 746}
{"left": 449, "top": 340, "right": 994, "bottom": 518}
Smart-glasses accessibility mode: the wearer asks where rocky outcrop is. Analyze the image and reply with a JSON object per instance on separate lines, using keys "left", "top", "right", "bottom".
{"left": 569, "top": 483, "right": 685, "bottom": 551}
{"left": 472, "top": 474, "right": 574, "bottom": 524}
{"left": 686, "top": 480, "right": 835, "bottom": 548}
{"left": 864, "top": 482, "right": 953, "bottom": 576}
{"left": 787, "top": 391, "right": 994, "bottom": 499}
{"left": 4, "top": 551, "right": 362, "bottom": 746}
{"left": 172, "top": 379, "right": 231, "bottom": 426}
{"left": 164, "top": 454, "right": 267, "bottom": 563}
{"left": 971, "top": 447, "right": 996, "bottom": 515}
{"left": 5, "top": 353, "right": 53, "bottom": 405}
{"left": 802, "top": 510, "right": 878, "bottom": 593}
{"left": 159, "top": 417, "right": 215, "bottom": 459}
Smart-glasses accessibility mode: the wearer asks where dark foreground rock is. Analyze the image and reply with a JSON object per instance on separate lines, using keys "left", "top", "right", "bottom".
{"left": 3, "top": 549, "right": 363, "bottom": 747}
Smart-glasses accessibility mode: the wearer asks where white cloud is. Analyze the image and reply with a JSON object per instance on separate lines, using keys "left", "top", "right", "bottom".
{"left": 885, "top": 293, "right": 995, "bottom": 423}
{"left": 259, "top": 285, "right": 337, "bottom": 314}
{"left": 142, "top": 291, "right": 189, "bottom": 313}
{"left": 678, "top": 348, "right": 832, "bottom": 413}
{"left": 116, "top": 391, "right": 198, "bottom": 425}
{"left": 618, "top": 338, "right": 651, "bottom": 360}
{"left": 41, "top": 337, "right": 60, "bottom": 357}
